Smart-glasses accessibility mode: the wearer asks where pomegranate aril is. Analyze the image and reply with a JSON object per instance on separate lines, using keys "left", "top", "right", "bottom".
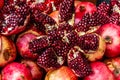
{"left": 15, "top": 2, "right": 30, "bottom": 16}
{"left": 52, "top": 40, "right": 70, "bottom": 58}
{"left": 34, "top": 2, "right": 53, "bottom": 14}
{"left": 109, "top": 12, "right": 120, "bottom": 25}
{"left": 67, "top": 46, "right": 92, "bottom": 77}
{"left": 97, "top": 2, "right": 110, "bottom": 15}
{"left": 29, "top": 36, "right": 50, "bottom": 54}
{"left": 59, "top": 0, "right": 74, "bottom": 24}
{"left": 78, "top": 33, "right": 99, "bottom": 53}
{"left": 37, "top": 47, "right": 64, "bottom": 70}
{"left": 32, "top": 11, "right": 57, "bottom": 33}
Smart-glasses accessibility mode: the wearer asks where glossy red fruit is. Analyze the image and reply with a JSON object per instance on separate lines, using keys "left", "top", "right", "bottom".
{"left": 21, "top": 60, "right": 43, "bottom": 80}
{"left": 0, "top": 35, "right": 16, "bottom": 67}
{"left": 105, "top": 57, "right": 120, "bottom": 80}
{"left": 97, "top": 23, "right": 120, "bottom": 57}
{"left": 45, "top": 66, "right": 78, "bottom": 80}
{"left": 16, "top": 28, "right": 43, "bottom": 60}
{"left": 75, "top": 1, "right": 97, "bottom": 24}
{"left": 84, "top": 62, "right": 115, "bottom": 80}
{"left": 1, "top": 62, "right": 32, "bottom": 80}
{"left": 0, "top": 0, "right": 4, "bottom": 9}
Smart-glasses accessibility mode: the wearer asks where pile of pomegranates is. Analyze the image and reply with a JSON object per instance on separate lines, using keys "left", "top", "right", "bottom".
{"left": 0, "top": 0, "right": 120, "bottom": 80}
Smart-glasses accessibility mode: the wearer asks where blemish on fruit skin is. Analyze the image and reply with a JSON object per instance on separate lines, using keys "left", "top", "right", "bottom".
{"left": 3, "top": 49, "right": 11, "bottom": 61}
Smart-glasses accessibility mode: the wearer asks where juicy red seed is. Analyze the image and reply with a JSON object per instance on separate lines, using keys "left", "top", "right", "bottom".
{"left": 59, "top": 0, "right": 74, "bottom": 22}
{"left": 52, "top": 40, "right": 70, "bottom": 57}
{"left": 42, "top": 14, "right": 56, "bottom": 25}
{"left": 66, "top": 31, "right": 79, "bottom": 46}
{"left": 109, "top": 12, "right": 120, "bottom": 25}
{"left": 35, "top": 2, "right": 47, "bottom": 12}
{"left": 37, "top": 47, "right": 63, "bottom": 69}
{"left": 90, "top": 12, "right": 109, "bottom": 25}
{"left": 78, "top": 33, "right": 99, "bottom": 53}
{"left": 32, "top": 11, "right": 57, "bottom": 33}
{"left": 35, "top": 2, "right": 53, "bottom": 14}
{"left": 15, "top": 2, "right": 30, "bottom": 16}
{"left": 68, "top": 47, "right": 92, "bottom": 77}
{"left": 29, "top": 36, "right": 50, "bottom": 54}
{"left": 1, "top": 4, "right": 15, "bottom": 14}
{"left": 32, "top": 11, "right": 56, "bottom": 25}
{"left": 75, "top": 13, "right": 91, "bottom": 32}
{"left": 97, "top": 2, "right": 110, "bottom": 15}
{"left": 58, "top": 23, "right": 73, "bottom": 33}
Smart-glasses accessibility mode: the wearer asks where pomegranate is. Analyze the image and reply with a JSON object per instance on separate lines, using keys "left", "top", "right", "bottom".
{"left": 67, "top": 46, "right": 92, "bottom": 77}
{"left": 97, "top": 23, "right": 120, "bottom": 57}
{"left": 0, "top": 1, "right": 30, "bottom": 36}
{"left": 1, "top": 62, "right": 32, "bottom": 80}
{"left": 75, "top": 1, "right": 97, "bottom": 24}
{"left": 78, "top": 33, "right": 106, "bottom": 61}
{"left": 84, "top": 61, "right": 115, "bottom": 80}
{"left": 21, "top": 59, "right": 43, "bottom": 80}
{"left": 104, "top": 57, "right": 120, "bottom": 80}
{"left": 0, "top": 35, "right": 16, "bottom": 67}
{"left": 45, "top": 66, "right": 78, "bottom": 80}
{"left": 16, "top": 28, "right": 43, "bottom": 60}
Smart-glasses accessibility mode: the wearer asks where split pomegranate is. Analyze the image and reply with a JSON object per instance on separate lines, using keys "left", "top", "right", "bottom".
{"left": 0, "top": 1, "right": 30, "bottom": 36}
{"left": 78, "top": 33, "right": 106, "bottom": 61}
{"left": 67, "top": 46, "right": 92, "bottom": 77}
{"left": 16, "top": 28, "right": 43, "bottom": 60}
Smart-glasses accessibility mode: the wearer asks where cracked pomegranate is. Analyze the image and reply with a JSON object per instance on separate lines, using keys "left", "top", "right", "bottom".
{"left": 16, "top": 28, "right": 43, "bottom": 60}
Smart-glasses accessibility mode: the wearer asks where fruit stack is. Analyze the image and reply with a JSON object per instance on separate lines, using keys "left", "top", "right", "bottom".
{"left": 0, "top": 0, "right": 120, "bottom": 80}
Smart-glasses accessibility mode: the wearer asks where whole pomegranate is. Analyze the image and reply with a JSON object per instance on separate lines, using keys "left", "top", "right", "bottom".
{"left": 45, "top": 66, "right": 78, "bottom": 80}
{"left": 105, "top": 57, "right": 120, "bottom": 80}
{"left": 1, "top": 62, "right": 32, "bottom": 80}
{"left": 84, "top": 61, "right": 115, "bottom": 80}
{"left": 21, "top": 59, "right": 43, "bottom": 80}
{"left": 97, "top": 23, "right": 120, "bottom": 57}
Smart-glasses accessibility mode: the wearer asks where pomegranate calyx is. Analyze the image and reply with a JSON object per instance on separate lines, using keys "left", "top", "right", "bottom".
{"left": 79, "top": 6, "right": 86, "bottom": 12}
{"left": 104, "top": 36, "right": 112, "bottom": 44}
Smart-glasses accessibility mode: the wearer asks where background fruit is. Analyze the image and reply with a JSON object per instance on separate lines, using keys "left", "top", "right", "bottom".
{"left": 84, "top": 61, "right": 115, "bottom": 80}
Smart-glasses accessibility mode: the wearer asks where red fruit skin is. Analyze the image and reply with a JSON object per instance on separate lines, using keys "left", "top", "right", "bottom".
{"left": 0, "top": 0, "right": 4, "bottom": 9}
{"left": 1, "top": 62, "right": 32, "bottom": 80}
{"left": 84, "top": 62, "right": 115, "bottom": 80}
{"left": 21, "top": 60, "right": 43, "bottom": 80}
{"left": 16, "top": 29, "right": 43, "bottom": 60}
{"left": 97, "top": 23, "right": 120, "bottom": 57}
{"left": 75, "top": 1, "right": 97, "bottom": 24}
{"left": 45, "top": 66, "right": 78, "bottom": 80}
{"left": 104, "top": 57, "right": 120, "bottom": 80}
